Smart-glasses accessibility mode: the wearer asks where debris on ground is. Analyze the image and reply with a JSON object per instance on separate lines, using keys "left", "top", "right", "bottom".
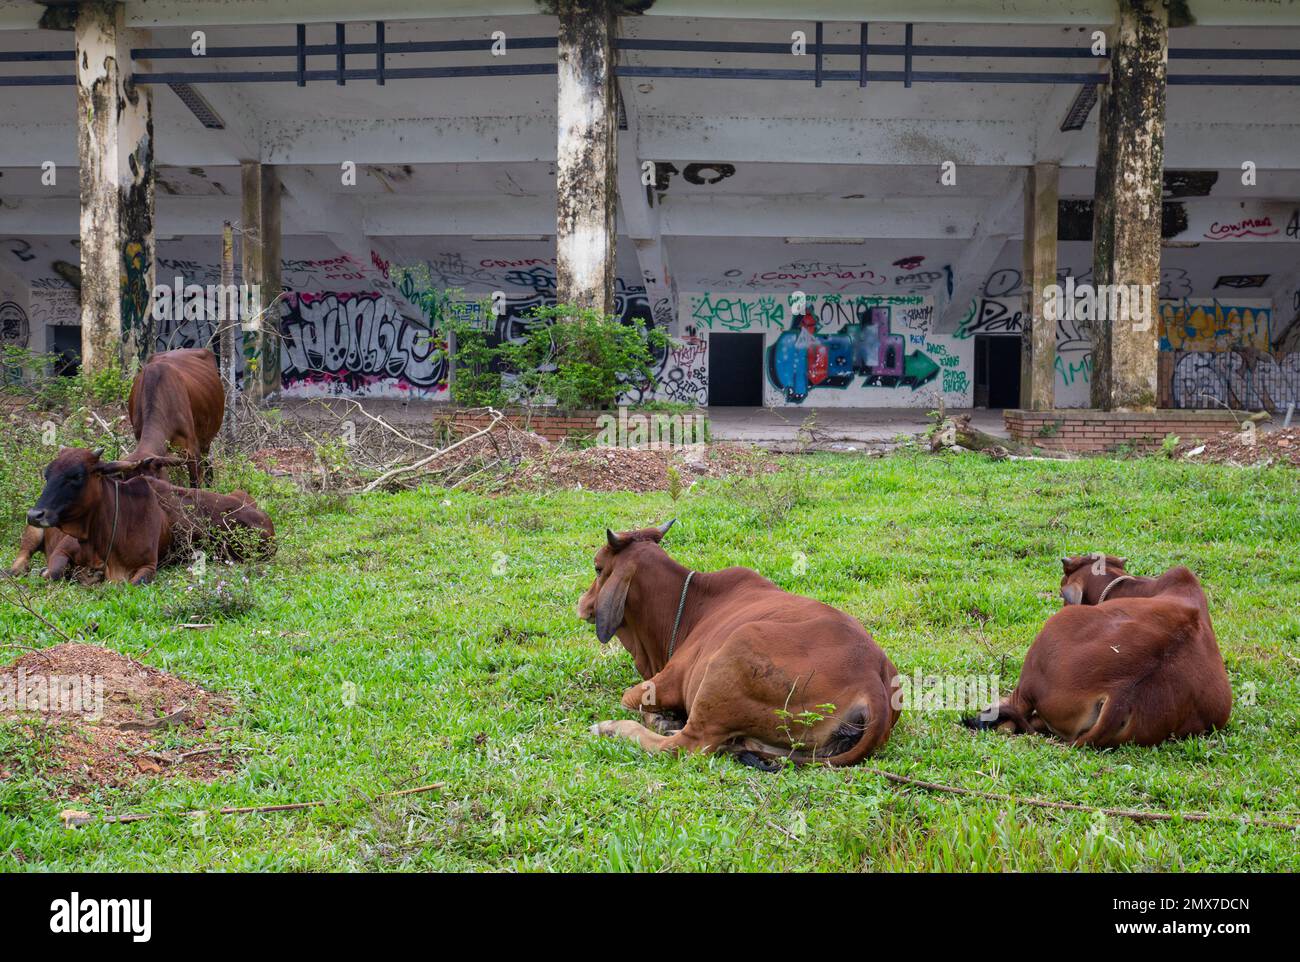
{"left": 1174, "top": 427, "right": 1300, "bottom": 467}
{"left": 0, "top": 643, "right": 235, "bottom": 796}
{"left": 929, "top": 414, "right": 1044, "bottom": 460}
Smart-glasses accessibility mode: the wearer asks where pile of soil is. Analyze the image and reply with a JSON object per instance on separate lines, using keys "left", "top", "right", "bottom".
{"left": 1175, "top": 427, "right": 1300, "bottom": 467}
{"left": 252, "top": 423, "right": 777, "bottom": 495}
{"left": 0, "top": 643, "right": 235, "bottom": 796}
{"left": 511, "top": 442, "right": 776, "bottom": 493}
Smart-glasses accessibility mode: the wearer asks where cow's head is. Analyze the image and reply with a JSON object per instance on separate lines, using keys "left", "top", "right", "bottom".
{"left": 577, "top": 519, "right": 676, "bottom": 643}
{"left": 1059, "top": 553, "right": 1128, "bottom": 606}
{"left": 27, "top": 448, "right": 182, "bottom": 528}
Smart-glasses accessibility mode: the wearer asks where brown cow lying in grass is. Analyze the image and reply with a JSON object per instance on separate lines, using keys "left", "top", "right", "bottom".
{"left": 965, "top": 555, "right": 1231, "bottom": 746}
{"left": 578, "top": 521, "right": 900, "bottom": 769}
{"left": 10, "top": 348, "right": 226, "bottom": 580}
{"left": 19, "top": 448, "right": 274, "bottom": 585}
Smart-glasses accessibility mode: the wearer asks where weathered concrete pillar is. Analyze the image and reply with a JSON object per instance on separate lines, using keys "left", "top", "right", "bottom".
{"left": 1090, "top": 0, "right": 1167, "bottom": 411}
{"left": 76, "top": 0, "right": 154, "bottom": 374}
{"left": 1020, "top": 162, "right": 1059, "bottom": 411}
{"left": 555, "top": 0, "right": 617, "bottom": 315}
{"left": 240, "top": 161, "right": 283, "bottom": 402}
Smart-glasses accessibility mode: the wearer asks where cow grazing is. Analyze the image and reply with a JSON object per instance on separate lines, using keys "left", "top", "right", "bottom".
{"left": 578, "top": 521, "right": 900, "bottom": 768}
{"left": 126, "top": 347, "right": 225, "bottom": 487}
{"left": 964, "top": 555, "right": 1231, "bottom": 747}
{"left": 24, "top": 448, "right": 274, "bottom": 585}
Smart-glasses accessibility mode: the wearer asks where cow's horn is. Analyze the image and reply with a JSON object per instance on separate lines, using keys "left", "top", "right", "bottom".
{"left": 656, "top": 518, "right": 677, "bottom": 538}
{"left": 92, "top": 448, "right": 104, "bottom": 460}
{"left": 606, "top": 528, "right": 627, "bottom": 551}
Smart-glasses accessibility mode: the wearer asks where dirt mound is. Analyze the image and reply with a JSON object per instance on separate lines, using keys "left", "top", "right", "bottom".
{"left": 512, "top": 442, "right": 776, "bottom": 493}
{"left": 252, "top": 423, "right": 775, "bottom": 495}
{"left": 0, "top": 643, "right": 235, "bottom": 796}
{"left": 1175, "top": 427, "right": 1300, "bottom": 467}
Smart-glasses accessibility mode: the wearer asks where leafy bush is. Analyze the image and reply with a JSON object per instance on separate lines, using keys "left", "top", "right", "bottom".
{"left": 443, "top": 315, "right": 506, "bottom": 408}
{"left": 498, "top": 303, "right": 668, "bottom": 412}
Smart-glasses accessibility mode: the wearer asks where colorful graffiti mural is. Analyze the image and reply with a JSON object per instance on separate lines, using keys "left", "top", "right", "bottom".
{"left": 1158, "top": 299, "right": 1272, "bottom": 352}
{"left": 280, "top": 292, "right": 447, "bottom": 397}
{"left": 681, "top": 292, "right": 971, "bottom": 407}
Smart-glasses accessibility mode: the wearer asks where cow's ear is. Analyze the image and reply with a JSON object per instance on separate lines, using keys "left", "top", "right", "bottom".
{"left": 606, "top": 528, "right": 629, "bottom": 552}
{"left": 595, "top": 562, "right": 636, "bottom": 644}
{"left": 1061, "top": 583, "right": 1084, "bottom": 606}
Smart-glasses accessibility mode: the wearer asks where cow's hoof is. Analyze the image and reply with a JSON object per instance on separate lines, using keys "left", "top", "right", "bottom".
{"left": 591, "top": 721, "right": 626, "bottom": 737}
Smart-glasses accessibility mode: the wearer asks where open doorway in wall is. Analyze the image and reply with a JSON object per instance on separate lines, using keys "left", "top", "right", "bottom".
{"left": 974, "top": 334, "right": 1021, "bottom": 409}
{"left": 708, "top": 332, "right": 764, "bottom": 406}
{"left": 49, "top": 325, "right": 81, "bottom": 377}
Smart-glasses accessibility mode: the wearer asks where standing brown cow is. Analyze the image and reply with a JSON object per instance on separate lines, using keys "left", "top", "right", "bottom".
{"left": 126, "top": 347, "right": 225, "bottom": 487}
{"left": 9, "top": 348, "right": 224, "bottom": 578}
{"left": 578, "top": 521, "right": 900, "bottom": 768}
{"left": 965, "top": 555, "right": 1232, "bottom": 746}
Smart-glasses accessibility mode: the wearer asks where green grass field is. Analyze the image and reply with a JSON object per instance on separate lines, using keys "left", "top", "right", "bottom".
{"left": 2, "top": 449, "right": 1298, "bottom": 871}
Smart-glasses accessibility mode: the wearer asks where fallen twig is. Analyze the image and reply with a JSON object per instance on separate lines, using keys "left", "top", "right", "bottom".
{"left": 60, "top": 781, "right": 446, "bottom": 828}
{"left": 362, "top": 408, "right": 505, "bottom": 492}
{"left": 859, "top": 766, "right": 1300, "bottom": 831}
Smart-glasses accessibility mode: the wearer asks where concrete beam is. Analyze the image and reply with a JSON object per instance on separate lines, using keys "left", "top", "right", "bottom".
{"left": 262, "top": 116, "right": 556, "bottom": 167}
{"left": 555, "top": 0, "right": 617, "bottom": 314}
{"left": 77, "top": 0, "right": 155, "bottom": 373}
{"left": 1020, "top": 162, "right": 1059, "bottom": 410}
{"left": 1090, "top": 0, "right": 1166, "bottom": 412}
{"left": 938, "top": 168, "right": 1023, "bottom": 331}
{"left": 617, "top": 82, "right": 677, "bottom": 327}
{"left": 240, "top": 161, "right": 282, "bottom": 402}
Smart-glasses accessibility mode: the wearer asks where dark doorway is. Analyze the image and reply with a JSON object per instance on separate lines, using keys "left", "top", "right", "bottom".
{"left": 708, "top": 332, "right": 764, "bottom": 406}
{"left": 49, "top": 326, "right": 82, "bottom": 377}
{"left": 974, "top": 335, "right": 1021, "bottom": 409}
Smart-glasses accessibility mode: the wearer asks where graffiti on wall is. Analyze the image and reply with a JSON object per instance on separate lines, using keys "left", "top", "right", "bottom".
{"left": 1158, "top": 299, "right": 1272, "bottom": 352}
{"left": 682, "top": 292, "right": 970, "bottom": 407}
{"left": 1171, "top": 350, "right": 1300, "bottom": 410}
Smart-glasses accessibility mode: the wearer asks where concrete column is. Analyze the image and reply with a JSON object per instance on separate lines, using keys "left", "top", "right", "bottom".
{"left": 240, "top": 161, "right": 283, "bottom": 402}
{"left": 555, "top": 0, "right": 618, "bottom": 315}
{"left": 76, "top": 0, "right": 154, "bottom": 374}
{"left": 1090, "top": 0, "right": 1167, "bottom": 411}
{"left": 1020, "top": 162, "right": 1059, "bottom": 411}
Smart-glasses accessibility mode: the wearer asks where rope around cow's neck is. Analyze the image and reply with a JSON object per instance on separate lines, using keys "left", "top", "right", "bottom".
{"left": 1098, "top": 574, "right": 1134, "bottom": 604}
{"left": 666, "top": 570, "right": 695, "bottom": 663}
{"left": 103, "top": 479, "right": 121, "bottom": 575}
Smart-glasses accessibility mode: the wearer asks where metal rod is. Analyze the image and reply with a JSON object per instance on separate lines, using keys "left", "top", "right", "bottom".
{"left": 859, "top": 23, "right": 868, "bottom": 88}
{"left": 905, "top": 23, "right": 913, "bottom": 88}
{"left": 296, "top": 24, "right": 305, "bottom": 87}
{"left": 814, "top": 22, "right": 823, "bottom": 88}
{"left": 377, "top": 21, "right": 385, "bottom": 86}
{"left": 336, "top": 23, "right": 345, "bottom": 86}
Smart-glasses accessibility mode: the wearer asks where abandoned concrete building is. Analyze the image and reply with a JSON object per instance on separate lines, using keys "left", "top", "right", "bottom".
{"left": 1, "top": 0, "right": 1298, "bottom": 446}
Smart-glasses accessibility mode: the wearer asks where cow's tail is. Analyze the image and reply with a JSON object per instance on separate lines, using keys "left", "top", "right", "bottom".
{"left": 963, "top": 692, "right": 1033, "bottom": 734}
{"left": 822, "top": 682, "right": 895, "bottom": 768}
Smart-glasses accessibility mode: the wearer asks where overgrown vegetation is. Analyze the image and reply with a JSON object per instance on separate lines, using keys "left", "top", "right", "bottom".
{"left": 1, "top": 447, "right": 1296, "bottom": 871}
{"left": 444, "top": 302, "right": 668, "bottom": 412}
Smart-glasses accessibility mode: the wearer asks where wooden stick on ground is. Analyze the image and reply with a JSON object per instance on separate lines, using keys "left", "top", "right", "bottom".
{"left": 60, "top": 782, "right": 445, "bottom": 828}
{"left": 860, "top": 767, "right": 1300, "bottom": 831}
{"left": 361, "top": 409, "right": 505, "bottom": 493}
